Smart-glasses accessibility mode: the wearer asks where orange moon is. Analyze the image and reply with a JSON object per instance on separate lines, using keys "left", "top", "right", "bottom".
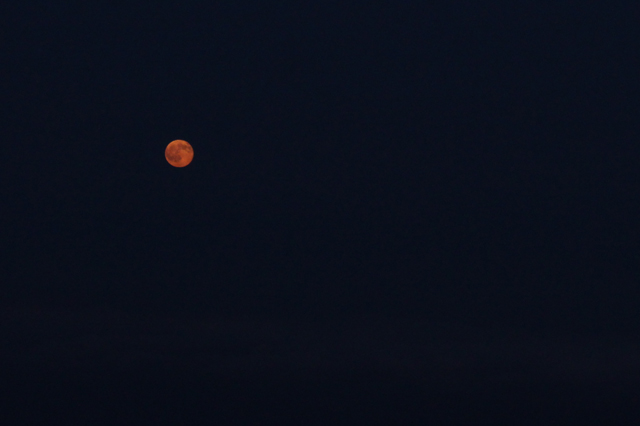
{"left": 165, "top": 140, "right": 194, "bottom": 167}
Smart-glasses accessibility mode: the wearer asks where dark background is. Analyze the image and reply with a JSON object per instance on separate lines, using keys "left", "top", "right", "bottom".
{"left": 2, "top": 1, "right": 640, "bottom": 424}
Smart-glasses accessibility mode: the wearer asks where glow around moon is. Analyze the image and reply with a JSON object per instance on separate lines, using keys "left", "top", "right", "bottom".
{"left": 165, "top": 140, "right": 194, "bottom": 167}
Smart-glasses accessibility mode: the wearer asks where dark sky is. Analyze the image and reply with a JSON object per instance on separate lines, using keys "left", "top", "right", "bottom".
{"left": 2, "top": 2, "right": 640, "bottom": 423}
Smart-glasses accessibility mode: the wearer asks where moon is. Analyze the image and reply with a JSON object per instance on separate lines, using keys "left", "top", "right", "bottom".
{"left": 165, "top": 140, "right": 194, "bottom": 167}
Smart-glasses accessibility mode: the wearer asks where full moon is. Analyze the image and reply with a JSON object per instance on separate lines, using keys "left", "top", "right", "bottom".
{"left": 165, "top": 140, "right": 194, "bottom": 167}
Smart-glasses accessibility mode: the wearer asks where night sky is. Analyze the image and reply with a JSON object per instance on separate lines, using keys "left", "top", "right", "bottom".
{"left": 2, "top": 2, "right": 640, "bottom": 424}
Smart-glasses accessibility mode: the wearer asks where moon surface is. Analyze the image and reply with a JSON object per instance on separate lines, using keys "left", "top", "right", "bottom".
{"left": 165, "top": 140, "right": 194, "bottom": 167}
